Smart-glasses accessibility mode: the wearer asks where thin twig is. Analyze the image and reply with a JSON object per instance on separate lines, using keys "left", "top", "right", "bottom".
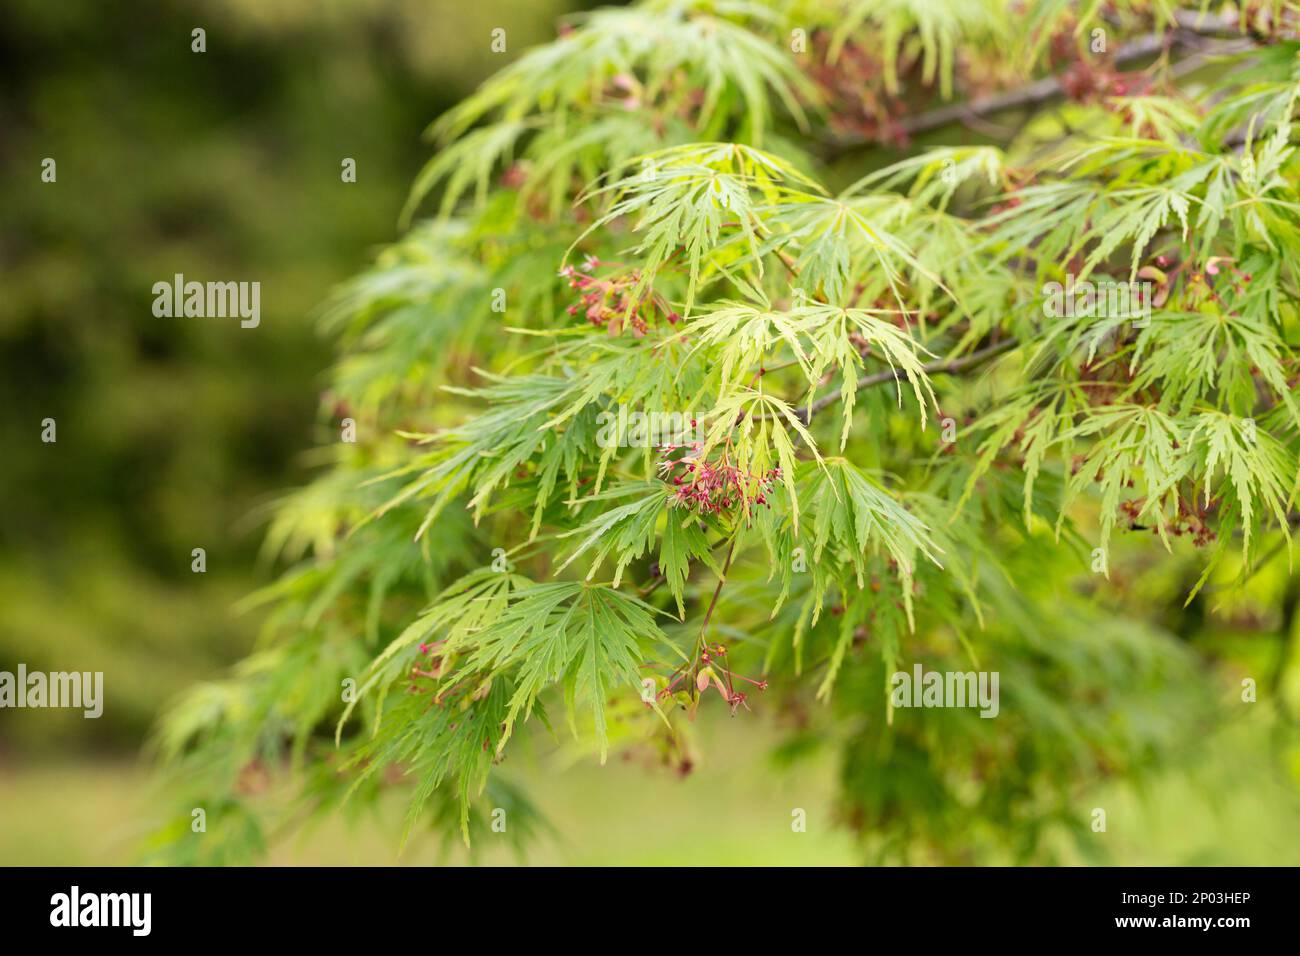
{"left": 696, "top": 536, "right": 738, "bottom": 651}
{"left": 796, "top": 336, "right": 1019, "bottom": 424}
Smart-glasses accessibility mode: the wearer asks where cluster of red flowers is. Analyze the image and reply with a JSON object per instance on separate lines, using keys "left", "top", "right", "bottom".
{"left": 1120, "top": 497, "right": 1217, "bottom": 548}
{"left": 559, "top": 256, "right": 679, "bottom": 336}
{"left": 1058, "top": 59, "right": 1152, "bottom": 105}
{"left": 800, "top": 31, "right": 910, "bottom": 146}
{"left": 406, "top": 640, "right": 446, "bottom": 693}
{"left": 652, "top": 643, "right": 768, "bottom": 717}
{"left": 658, "top": 443, "right": 780, "bottom": 516}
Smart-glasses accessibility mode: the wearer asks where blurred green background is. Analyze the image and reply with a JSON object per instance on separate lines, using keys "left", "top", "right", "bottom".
{"left": 1, "top": 0, "right": 1298, "bottom": 866}
{"left": 0, "top": 0, "right": 589, "bottom": 862}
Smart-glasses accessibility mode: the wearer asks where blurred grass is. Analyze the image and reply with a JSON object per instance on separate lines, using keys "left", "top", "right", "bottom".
{"left": 3, "top": 711, "right": 1297, "bottom": 866}
{"left": 0, "top": 717, "right": 859, "bottom": 866}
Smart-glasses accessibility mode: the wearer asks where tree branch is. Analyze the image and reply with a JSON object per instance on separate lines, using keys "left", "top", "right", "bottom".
{"left": 797, "top": 336, "right": 1019, "bottom": 424}
{"left": 820, "top": 12, "right": 1253, "bottom": 159}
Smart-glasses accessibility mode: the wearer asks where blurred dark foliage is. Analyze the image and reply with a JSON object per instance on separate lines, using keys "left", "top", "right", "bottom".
{"left": 0, "top": 0, "right": 584, "bottom": 752}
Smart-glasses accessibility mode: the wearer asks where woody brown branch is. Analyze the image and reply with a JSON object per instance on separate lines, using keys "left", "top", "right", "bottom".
{"left": 819, "top": 11, "right": 1257, "bottom": 159}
